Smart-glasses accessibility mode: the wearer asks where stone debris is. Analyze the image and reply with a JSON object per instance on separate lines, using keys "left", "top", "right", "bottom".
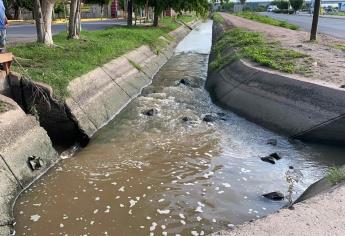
{"left": 262, "top": 191, "right": 284, "bottom": 201}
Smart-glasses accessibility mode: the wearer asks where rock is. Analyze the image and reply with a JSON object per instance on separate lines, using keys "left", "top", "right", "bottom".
{"left": 179, "top": 78, "right": 192, "bottom": 86}
{"left": 270, "top": 152, "right": 281, "bottom": 160}
{"left": 203, "top": 114, "right": 218, "bottom": 123}
{"left": 267, "top": 139, "right": 277, "bottom": 146}
{"left": 340, "top": 85, "right": 345, "bottom": 89}
{"left": 296, "top": 44, "right": 303, "bottom": 48}
{"left": 27, "top": 156, "right": 43, "bottom": 171}
{"left": 181, "top": 117, "right": 191, "bottom": 122}
{"left": 260, "top": 152, "right": 282, "bottom": 164}
{"left": 217, "top": 112, "right": 226, "bottom": 117}
{"left": 260, "top": 156, "right": 276, "bottom": 164}
{"left": 262, "top": 191, "right": 284, "bottom": 201}
{"left": 142, "top": 108, "right": 158, "bottom": 116}
{"left": 312, "top": 61, "right": 318, "bottom": 67}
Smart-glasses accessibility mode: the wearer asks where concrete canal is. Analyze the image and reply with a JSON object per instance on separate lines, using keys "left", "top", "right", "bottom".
{"left": 13, "top": 21, "right": 345, "bottom": 236}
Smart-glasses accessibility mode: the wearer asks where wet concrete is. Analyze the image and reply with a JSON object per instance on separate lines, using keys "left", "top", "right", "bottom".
{"left": 13, "top": 21, "right": 345, "bottom": 236}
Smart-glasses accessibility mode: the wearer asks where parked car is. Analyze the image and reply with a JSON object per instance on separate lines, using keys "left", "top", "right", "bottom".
{"left": 267, "top": 5, "right": 278, "bottom": 12}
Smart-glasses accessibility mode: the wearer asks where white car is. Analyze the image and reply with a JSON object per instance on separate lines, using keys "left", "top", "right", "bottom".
{"left": 267, "top": 5, "right": 278, "bottom": 12}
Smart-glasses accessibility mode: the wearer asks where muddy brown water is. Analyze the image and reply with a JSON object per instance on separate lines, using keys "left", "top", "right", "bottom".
{"left": 13, "top": 21, "right": 345, "bottom": 236}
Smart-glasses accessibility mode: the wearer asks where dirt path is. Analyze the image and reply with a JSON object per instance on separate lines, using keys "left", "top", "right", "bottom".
{"left": 220, "top": 13, "right": 345, "bottom": 88}
{"left": 211, "top": 183, "right": 345, "bottom": 236}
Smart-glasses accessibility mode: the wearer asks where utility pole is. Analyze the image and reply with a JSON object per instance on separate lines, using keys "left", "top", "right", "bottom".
{"left": 310, "top": 0, "right": 321, "bottom": 40}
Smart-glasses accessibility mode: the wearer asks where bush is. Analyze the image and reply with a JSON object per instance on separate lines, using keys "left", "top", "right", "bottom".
{"left": 289, "top": 0, "right": 304, "bottom": 12}
{"left": 272, "top": 0, "right": 289, "bottom": 10}
{"left": 326, "top": 167, "right": 345, "bottom": 185}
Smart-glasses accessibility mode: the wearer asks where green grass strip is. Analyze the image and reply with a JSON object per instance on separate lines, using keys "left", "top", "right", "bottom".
{"left": 10, "top": 15, "right": 194, "bottom": 99}
{"left": 212, "top": 12, "right": 224, "bottom": 24}
{"left": 210, "top": 28, "right": 309, "bottom": 74}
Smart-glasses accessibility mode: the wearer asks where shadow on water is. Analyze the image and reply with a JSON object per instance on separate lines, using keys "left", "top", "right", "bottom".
{"left": 13, "top": 21, "right": 345, "bottom": 236}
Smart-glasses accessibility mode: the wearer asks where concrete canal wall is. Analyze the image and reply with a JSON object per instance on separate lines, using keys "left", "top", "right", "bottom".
{"left": 0, "top": 95, "right": 58, "bottom": 235}
{"left": 0, "top": 21, "right": 200, "bottom": 235}
{"left": 206, "top": 21, "right": 345, "bottom": 145}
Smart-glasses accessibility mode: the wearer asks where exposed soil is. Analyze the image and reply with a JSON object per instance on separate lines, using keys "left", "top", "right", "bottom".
{"left": 220, "top": 13, "right": 345, "bottom": 88}
{"left": 211, "top": 184, "right": 345, "bottom": 236}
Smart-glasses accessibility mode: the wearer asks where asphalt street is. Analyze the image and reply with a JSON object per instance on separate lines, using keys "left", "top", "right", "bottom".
{"left": 261, "top": 12, "right": 345, "bottom": 39}
{"left": 7, "top": 19, "right": 126, "bottom": 44}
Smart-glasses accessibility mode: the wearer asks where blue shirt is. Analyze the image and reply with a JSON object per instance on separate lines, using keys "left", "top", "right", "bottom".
{"left": 0, "top": 0, "right": 6, "bottom": 30}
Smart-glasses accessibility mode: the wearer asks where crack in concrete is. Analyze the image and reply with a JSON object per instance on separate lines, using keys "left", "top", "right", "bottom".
{"left": 0, "top": 153, "right": 23, "bottom": 189}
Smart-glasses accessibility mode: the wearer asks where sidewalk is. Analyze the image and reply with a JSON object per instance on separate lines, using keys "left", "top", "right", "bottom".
{"left": 8, "top": 17, "right": 122, "bottom": 26}
{"left": 298, "top": 12, "right": 345, "bottom": 20}
{"left": 220, "top": 13, "right": 345, "bottom": 88}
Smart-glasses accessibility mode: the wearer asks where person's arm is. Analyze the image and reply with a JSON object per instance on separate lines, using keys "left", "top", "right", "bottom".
{"left": 5, "top": 17, "right": 8, "bottom": 28}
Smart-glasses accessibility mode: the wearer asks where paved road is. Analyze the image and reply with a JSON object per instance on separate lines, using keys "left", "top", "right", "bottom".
{"left": 261, "top": 12, "right": 345, "bottom": 39}
{"left": 7, "top": 19, "right": 126, "bottom": 44}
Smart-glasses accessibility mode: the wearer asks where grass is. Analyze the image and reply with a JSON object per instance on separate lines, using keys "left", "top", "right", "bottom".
{"left": 335, "top": 44, "right": 345, "bottom": 52}
{"left": 212, "top": 12, "right": 224, "bottom": 24}
{"left": 327, "top": 12, "right": 345, "bottom": 16}
{"left": 0, "top": 101, "right": 5, "bottom": 112}
{"left": 236, "top": 12, "right": 299, "bottom": 30}
{"left": 326, "top": 167, "right": 345, "bottom": 185}
{"left": 10, "top": 15, "right": 195, "bottom": 99}
{"left": 210, "top": 28, "right": 309, "bottom": 74}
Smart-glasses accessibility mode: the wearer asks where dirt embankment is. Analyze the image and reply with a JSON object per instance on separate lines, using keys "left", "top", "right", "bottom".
{"left": 220, "top": 13, "right": 345, "bottom": 88}
{"left": 211, "top": 183, "right": 345, "bottom": 236}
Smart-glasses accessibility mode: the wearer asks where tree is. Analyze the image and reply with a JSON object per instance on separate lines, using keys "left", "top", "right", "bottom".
{"left": 127, "top": 0, "right": 133, "bottom": 26}
{"left": 68, "top": 0, "right": 81, "bottom": 39}
{"left": 272, "top": 0, "right": 289, "bottom": 10}
{"left": 289, "top": 0, "right": 303, "bottom": 13}
{"left": 132, "top": 0, "right": 208, "bottom": 27}
{"left": 310, "top": 0, "right": 320, "bottom": 40}
{"left": 33, "top": 0, "right": 56, "bottom": 45}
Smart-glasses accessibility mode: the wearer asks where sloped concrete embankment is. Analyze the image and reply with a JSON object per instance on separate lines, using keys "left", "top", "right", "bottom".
{"left": 66, "top": 21, "right": 199, "bottom": 137}
{"left": 206, "top": 21, "right": 345, "bottom": 145}
{"left": 0, "top": 95, "right": 58, "bottom": 235}
{"left": 4, "top": 21, "right": 200, "bottom": 143}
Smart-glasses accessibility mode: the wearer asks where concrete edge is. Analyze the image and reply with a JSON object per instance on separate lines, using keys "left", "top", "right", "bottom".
{"left": 206, "top": 21, "right": 345, "bottom": 145}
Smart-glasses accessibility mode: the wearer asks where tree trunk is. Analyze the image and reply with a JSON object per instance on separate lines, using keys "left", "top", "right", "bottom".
{"left": 101, "top": 4, "right": 104, "bottom": 21}
{"left": 153, "top": 6, "right": 160, "bottom": 27}
{"left": 68, "top": 0, "right": 81, "bottom": 39}
{"left": 127, "top": 0, "right": 133, "bottom": 27}
{"left": 42, "top": 0, "right": 55, "bottom": 45}
{"left": 33, "top": 0, "right": 45, "bottom": 43}
{"left": 14, "top": 5, "right": 22, "bottom": 20}
{"left": 310, "top": 0, "right": 320, "bottom": 41}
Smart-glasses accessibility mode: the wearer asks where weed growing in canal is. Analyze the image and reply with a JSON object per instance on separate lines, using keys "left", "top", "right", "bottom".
{"left": 210, "top": 28, "right": 309, "bottom": 74}
{"left": 235, "top": 12, "right": 299, "bottom": 30}
{"left": 285, "top": 166, "right": 303, "bottom": 206}
{"left": 326, "top": 167, "right": 345, "bottom": 185}
{"left": 128, "top": 59, "right": 142, "bottom": 72}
